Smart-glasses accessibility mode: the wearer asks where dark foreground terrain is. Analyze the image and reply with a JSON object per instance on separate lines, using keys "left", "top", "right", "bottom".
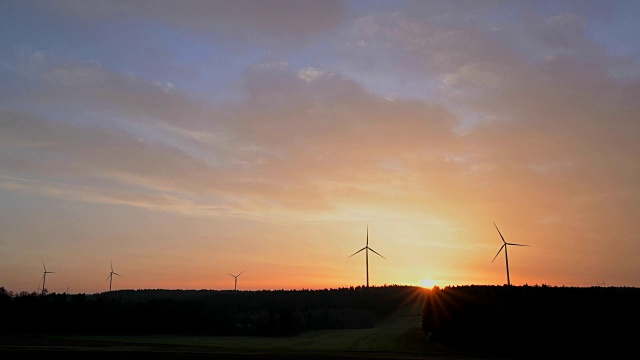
{"left": 2, "top": 285, "right": 639, "bottom": 359}
{"left": 1, "top": 285, "right": 462, "bottom": 359}
{"left": 0, "top": 333, "right": 468, "bottom": 360}
{"left": 422, "top": 285, "right": 640, "bottom": 358}
{"left": 0, "top": 296, "right": 469, "bottom": 360}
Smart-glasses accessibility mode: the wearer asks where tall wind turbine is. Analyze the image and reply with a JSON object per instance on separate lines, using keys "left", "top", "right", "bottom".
{"left": 492, "top": 222, "right": 529, "bottom": 286}
{"left": 348, "top": 225, "right": 385, "bottom": 288}
{"left": 106, "top": 262, "right": 121, "bottom": 292}
{"left": 227, "top": 271, "right": 244, "bottom": 291}
{"left": 40, "top": 262, "right": 54, "bottom": 295}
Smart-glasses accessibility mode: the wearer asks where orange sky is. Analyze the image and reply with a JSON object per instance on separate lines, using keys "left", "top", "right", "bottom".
{"left": 1, "top": 0, "right": 639, "bottom": 293}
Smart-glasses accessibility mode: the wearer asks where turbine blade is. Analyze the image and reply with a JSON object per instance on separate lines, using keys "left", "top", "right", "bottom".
{"left": 366, "top": 225, "right": 369, "bottom": 246}
{"left": 227, "top": 273, "right": 236, "bottom": 277}
{"left": 507, "top": 243, "right": 530, "bottom": 247}
{"left": 348, "top": 247, "right": 366, "bottom": 258}
{"left": 492, "top": 244, "right": 505, "bottom": 263}
{"left": 106, "top": 274, "right": 111, "bottom": 281}
{"left": 237, "top": 271, "right": 245, "bottom": 277}
{"left": 113, "top": 272, "right": 121, "bottom": 276}
{"left": 368, "top": 247, "right": 386, "bottom": 259}
{"left": 494, "top": 222, "right": 507, "bottom": 244}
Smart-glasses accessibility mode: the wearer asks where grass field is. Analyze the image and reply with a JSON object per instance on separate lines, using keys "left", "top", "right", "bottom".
{"left": 86, "top": 302, "right": 433, "bottom": 352}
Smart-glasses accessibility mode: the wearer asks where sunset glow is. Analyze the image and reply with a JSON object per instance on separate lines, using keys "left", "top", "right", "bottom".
{"left": 1, "top": 1, "right": 640, "bottom": 294}
{"left": 418, "top": 278, "right": 439, "bottom": 289}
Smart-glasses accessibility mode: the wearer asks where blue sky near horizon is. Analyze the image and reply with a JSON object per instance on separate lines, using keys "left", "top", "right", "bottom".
{"left": 1, "top": 0, "right": 640, "bottom": 294}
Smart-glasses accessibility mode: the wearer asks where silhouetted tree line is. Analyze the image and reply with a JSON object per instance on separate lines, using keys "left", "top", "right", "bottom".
{"left": 0, "top": 285, "right": 419, "bottom": 337}
{"left": 421, "top": 285, "right": 640, "bottom": 358}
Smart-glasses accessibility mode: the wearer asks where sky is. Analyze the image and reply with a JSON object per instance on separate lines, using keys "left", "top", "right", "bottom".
{"left": 1, "top": 0, "right": 640, "bottom": 294}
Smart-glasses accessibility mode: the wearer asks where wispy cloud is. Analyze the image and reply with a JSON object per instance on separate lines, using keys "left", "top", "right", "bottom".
{"left": 1, "top": 0, "right": 640, "bottom": 291}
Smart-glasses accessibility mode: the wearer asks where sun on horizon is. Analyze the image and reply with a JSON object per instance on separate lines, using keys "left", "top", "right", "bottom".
{"left": 418, "top": 278, "right": 440, "bottom": 289}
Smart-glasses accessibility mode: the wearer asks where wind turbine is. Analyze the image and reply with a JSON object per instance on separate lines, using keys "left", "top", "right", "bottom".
{"left": 492, "top": 222, "right": 529, "bottom": 286}
{"left": 227, "top": 271, "right": 244, "bottom": 291}
{"left": 348, "top": 225, "right": 385, "bottom": 288}
{"left": 106, "top": 262, "right": 121, "bottom": 292}
{"left": 40, "top": 262, "right": 54, "bottom": 295}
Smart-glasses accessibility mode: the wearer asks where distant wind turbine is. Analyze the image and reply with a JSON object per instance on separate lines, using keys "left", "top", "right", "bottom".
{"left": 106, "top": 262, "right": 121, "bottom": 292}
{"left": 40, "top": 262, "right": 54, "bottom": 295}
{"left": 227, "top": 271, "right": 244, "bottom": 291}
{"left": 492, "top": 222, "right": 529, "bottom": 286}
{"left": 348, "top": 225, "right": 385, "bottom": 288}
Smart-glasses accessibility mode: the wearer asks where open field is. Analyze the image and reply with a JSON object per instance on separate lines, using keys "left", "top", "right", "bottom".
{"left": 0, "top": 302, "right": 476, "bottom": 360}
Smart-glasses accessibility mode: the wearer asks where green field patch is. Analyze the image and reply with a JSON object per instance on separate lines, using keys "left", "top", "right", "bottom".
{"left": 55, "top": 304, "right": 450, "bottom": 357}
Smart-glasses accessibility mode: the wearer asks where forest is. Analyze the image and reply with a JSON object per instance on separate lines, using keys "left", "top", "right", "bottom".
{"left": 0, "top": 285, "right": 422, "bottom": 337}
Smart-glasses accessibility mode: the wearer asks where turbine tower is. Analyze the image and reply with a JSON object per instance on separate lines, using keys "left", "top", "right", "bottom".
{"left": 348, "top": 225, "right": 385, "bottom": 288}
{"left": 227, "top": 271, "right": 244, "bottom": 291}
{"left": 492, "top": 222, "right": 529, "bottom": 286}
{"left": 40, "top": 262, "right": 54, "bottom": 295}
{"left": 106, "top": 262, "right": 121, "bottom": 292}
